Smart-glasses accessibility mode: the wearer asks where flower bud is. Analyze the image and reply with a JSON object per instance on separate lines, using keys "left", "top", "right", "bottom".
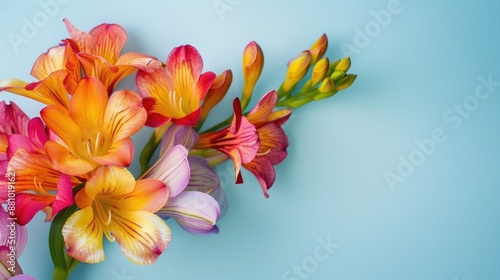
{"left": 309, "top": 33, "right": 328, "bottom": 64}
{"left": 334, "top": 74, "right": 357, "bottom": 90}
{"left": 241, "top": 41, "right": 264, "bottom": 110}
{"left": 335, "top": 57, "right": 351, "bottom": 72}
{"left": 281, "top": 50, "right": 311, "bottom": 94}
{"left": 311, "top": 57, "right": 329, "bottom": 86}
{"left": 318, "top": 77, "right": 334, "bottom": 93}
{"left": 200, "top": 70, "right": 233, "bottom": 125}
{"left": 330, "top": 70, "right": 345, "bottom": 82}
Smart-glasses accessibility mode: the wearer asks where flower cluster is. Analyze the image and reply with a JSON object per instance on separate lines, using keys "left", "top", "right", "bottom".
{"left": 0, "top": 19, "right": 355, "bottom": 278}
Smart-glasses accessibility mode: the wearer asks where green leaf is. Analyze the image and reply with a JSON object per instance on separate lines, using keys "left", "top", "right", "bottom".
{"left": 49, "top": 183, "right": 83, "bottom": 280}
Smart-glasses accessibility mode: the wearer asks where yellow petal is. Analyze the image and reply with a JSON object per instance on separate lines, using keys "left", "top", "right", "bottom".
{"left": 111, "top": 210, "right": 170, "bottom": 265}
{"left": 85, "top": 166, "right": 135, "bottom": 200}
{"left": 0, "top": 78, "right": 52, "bottom": 105}
{"left": 104, "top": 89, "right": 146, "bottom": 142}
{"left": 62, "top": 207, "right": 105, "bottom": 264}
{"left": 121, "top": 179, "right": 168, "bottom": 212}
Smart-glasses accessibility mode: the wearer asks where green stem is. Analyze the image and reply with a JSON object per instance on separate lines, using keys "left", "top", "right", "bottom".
{"left": 49, "top": 204, "right": 79, "bottom": 280}
{"left": 139, "top": 131, "right": 159, "bottom": 174}
{"left": 201, "top": 115, "right": 233, "bottom": 133}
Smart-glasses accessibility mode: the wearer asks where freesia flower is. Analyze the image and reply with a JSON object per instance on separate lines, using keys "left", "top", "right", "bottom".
{"left": 136, "top": 45, "right": 216, "bottom": 126}
{"left": 40, "top": 77, "right": 147, "bottom": 176}
{"left": 62, "top": 166, "right": 170, "bottom": 265}
{"left": 1, "top": 118, "right": 81, "bottom": 225}
{"left": 63, "top": 19, "right": 161, "bottom": 93}
{"left": 241, "top": 41, "right": 264, "bottom": 110}
{"left": 244, "top": 90, "right": 291, "bottom": 198}
{"left": 280, "top": 50, "right": 311, "bottom": 94}
{"left": 0, "top": 42, "right": 76, "bottom": 108}
{"left": 143, "top": 126, "right": 221, "bottom": 234}
{"left": 0, "top": 206, "right": 28, "bottom": 279}
{"left": 194, "top": 98, "right": 260, "bottom": 183}
{"left": 0, "top": 101, "right": 29, "bottom": 160}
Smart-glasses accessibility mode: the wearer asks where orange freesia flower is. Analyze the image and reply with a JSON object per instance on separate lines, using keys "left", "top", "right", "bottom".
{"left": 62, "top": 166, "right": 170, "bottom": 264}
{"left": 195, "top": 99, "right": 259, "bottom": 183}
{"left": 0, "top": 41, "right": 77, "bottom": 108}
{"left": 40, "top": 77, "right": 147, "bottom": 176}
{"left": 63, "top": 19, "right": 162, "bottom": 93}
{"left": 244, "top": 90, "right": 291, "bottom": 198}
{"left": 136, "top": 45, "right": 216, "bottom": 127}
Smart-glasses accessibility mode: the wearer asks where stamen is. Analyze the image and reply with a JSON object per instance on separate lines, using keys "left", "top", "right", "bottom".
{"left": 95, "top": 131, "right": 101, "bottom": 153}
{"left": 106, "top": 210, "right": 112, "bottom": 225}
{"left": 256, "top": 148, "right": 271, "bottom": 156}
{"left": 86, "top": 139, "right": 92, "bottom": 156}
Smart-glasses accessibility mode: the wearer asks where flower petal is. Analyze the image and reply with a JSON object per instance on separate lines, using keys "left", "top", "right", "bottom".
{"left": 84, "top": 166, "right": 135, "bottom": 200}
{"left": 165, "top": 45, "right": 203, "bottom": 81}
{"left": 0, "top": 101, "right": 29, "bottom": 136}
{"left": 27, "top": 117, "right": 49, "bottom": 150}
{"left": 185, "top": 157, "right": 220, "bottom": 193}
{"left": 25, "top": 70, "right": 70, "bottom": 108}
{"left": 41, "top": 104, "right": 81, "bottom": 152}
{"left": 14, "top": 193, "right": 51, "bottom": 226}
{"left": 104, "top": 89, "right": 147, "bottom": 142}
{"left": 136, "top": 66, "right": 169, "bottom": 99}
{"left": 159, "top": 125, "right": 199, "bottom": 155}
{"left": 246, "top": 90, "right": 278, "bottom": 126}
{"left": 70, "top": 77, "right": 108, "bottom": 130}
{"left": 142, "top": 97, "right": 171, "bottom": 127}
{"left": 142, "top": 145, "right": 190, "bottom": 198}
{"left": 243, "top": 156, "right": 276, "bottom": 198}
{"left": 159, "top": 191, "right": 220, "bottom": 235}
{"left": 111, "top": 210, "right": 170, "bottom": 265}
{"left": 30, "top": 45, "right": 67, "bottom": 80}
{"left": 62, "top": 207, "right": 105, "bottom": 264}
{"left": 0, "top": 79, "right": 52, "bottom": 105}
{"left": 115, "top": 52, "right": 162, "bottom": 72}
{"left": 50, "top": 174, "right": 74, "bottom": 219}
{"left": 120, "top": 179, "right": 168, "bottom": 213}
{"left": 88, "top": 22, "right": 127, "bottom": 63}
{"left": 45, "top": 141, "right": 96, "bottom": 176}
{"left": 256, "top": 123, "right": 289, "bottom": 165}
{"left": 91, "top": 137, "right": 134, "bottom": 167}
{"left": 0, "top": 245, "right": 23, "bottom": 278}
{"left": 0, "top": 206, "right": 28, "bottom": 255}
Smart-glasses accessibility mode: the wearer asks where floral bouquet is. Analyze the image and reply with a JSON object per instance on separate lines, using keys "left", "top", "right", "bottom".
{"left": 0, "top": 19, "right": 356, "bottom": 279}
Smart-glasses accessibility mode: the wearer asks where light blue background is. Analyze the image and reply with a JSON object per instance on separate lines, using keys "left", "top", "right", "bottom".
{"left": 1, "top": 0, "right": 500, "bottom": 279}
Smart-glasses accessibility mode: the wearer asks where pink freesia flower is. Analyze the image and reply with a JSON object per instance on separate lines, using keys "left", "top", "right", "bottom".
{"left": 244, "top": 90, "right": 291, "bottom": 198}
{"left": 1, "top": 118, "right": 81, "bottom": 225}
{"left": 195, "top": 98, "right": 260, "bottom": 184}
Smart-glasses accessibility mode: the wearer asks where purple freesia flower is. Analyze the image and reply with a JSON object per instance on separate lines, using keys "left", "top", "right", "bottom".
{"left": 142, "top": 124, "right": 222, "bottom": 234}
